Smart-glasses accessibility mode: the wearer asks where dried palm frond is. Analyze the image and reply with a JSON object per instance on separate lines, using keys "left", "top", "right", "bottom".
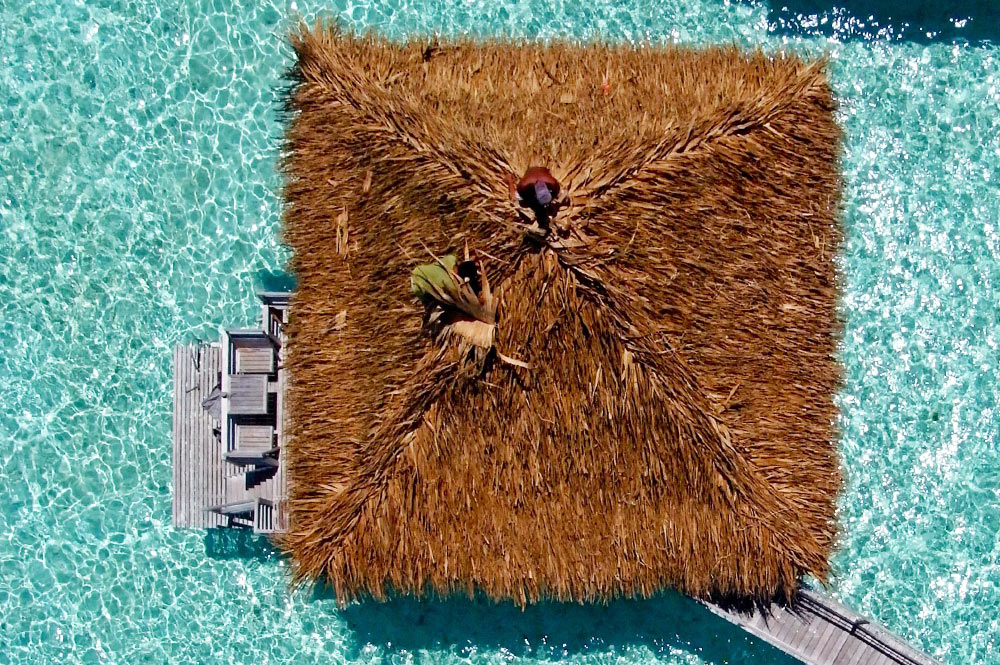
{"left": 411, "top": 254, "right": 496, "bottom": 353}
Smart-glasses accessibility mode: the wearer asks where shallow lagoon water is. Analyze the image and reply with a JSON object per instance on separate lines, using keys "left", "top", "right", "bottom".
{"left": 1, "top": 0, "right": 999, "bottom": 663}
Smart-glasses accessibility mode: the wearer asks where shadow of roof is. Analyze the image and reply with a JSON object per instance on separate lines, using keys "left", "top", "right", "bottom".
{"left": 766, "top": 0, "right": 1000, "bottom": 42}
{"left": 331, "top": 589, "right": 800, "bottom": 665}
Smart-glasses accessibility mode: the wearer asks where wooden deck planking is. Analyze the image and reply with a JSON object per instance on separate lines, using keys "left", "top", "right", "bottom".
{"left": 236, "top": 346, "right": 275, "bottom": 374}
{"left": 701, "top": 589, "right": 940, "bottom": 665}
{"left": 174, "top": 345, "right": 184, "bottom": 526}
{"left": 793, "top": 620, "right": 825, "bottom": 656}
{"left": 775, "top": 607, "right": 807, "bottom": 643}
{"left": 202, "top": 344, "right": 225, "bottom": 528}
{"left": 176, "top": 344, "right": 194, "bottom": 528}
{"left": 235, "top": 424, "right": 274, "bottom": 453}
{"left": 809, "top": 621, "right": 847, "bottom": 661}
{"left": 228, "top": 374, "right": 269, "bottom": 415}
{"left": 863, "top": 649, "right": 886, "bottom": 665}
{"left": 801, "top": 613, "right": 841, "bottom": 657}
{"left": 172, "top": 343, "right": 226, "bottom": 529}
{"left": 796, "top": 617, "right": 827, "bottom": 654}
{"left": 835, "top": 640, "right": 864, "bottom": 665}
{"left": 196, "top": 345, "right": 208, "bottom": 527}
{"left": 172, "top": 345, "right": 183, "bottom": 526}
{"left": 208, "top": 344, "right": 227, "bottom": 526}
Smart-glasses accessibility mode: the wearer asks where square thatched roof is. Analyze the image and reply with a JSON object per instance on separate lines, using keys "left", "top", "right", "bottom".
{"left": 279, "top": 26, "right": 842, "bottom": 606}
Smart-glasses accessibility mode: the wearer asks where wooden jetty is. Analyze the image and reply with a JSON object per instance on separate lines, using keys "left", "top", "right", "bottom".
{"left": 171, "top": 291, "right": 940, "bottom": 665}
{"left": 172, "top": 292, "right": 289, "bottom": 534}
{"left": 702, "top": 589, "right": 940, "bottom": 665}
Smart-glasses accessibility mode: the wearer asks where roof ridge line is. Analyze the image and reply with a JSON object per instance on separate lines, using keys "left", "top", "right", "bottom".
{"left": 570, "top": 60, "right": 830, "bottom": 205}
{"left": 562, "top": 259, "right": 829, "bottom": 574}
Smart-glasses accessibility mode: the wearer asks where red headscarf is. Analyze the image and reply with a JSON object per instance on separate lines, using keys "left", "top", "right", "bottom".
{"left": 516, "top": 167, "right": 560, "bottom": 209}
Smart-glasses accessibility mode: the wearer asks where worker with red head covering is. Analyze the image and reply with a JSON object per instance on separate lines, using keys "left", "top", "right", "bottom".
{"left": 508, "top": 166, "right": 562, "bottom": 227}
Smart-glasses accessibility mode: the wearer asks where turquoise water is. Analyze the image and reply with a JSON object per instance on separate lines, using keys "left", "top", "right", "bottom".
{"left": 2, "top": 0, "right": 998, "bottom": 663}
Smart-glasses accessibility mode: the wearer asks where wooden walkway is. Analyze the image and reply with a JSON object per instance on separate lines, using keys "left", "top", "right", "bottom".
{"left": 172, "top": 343, "right": 228, "bottom": 529}
{"left": 702, "top": 588, "right": 941, "bottom": 665}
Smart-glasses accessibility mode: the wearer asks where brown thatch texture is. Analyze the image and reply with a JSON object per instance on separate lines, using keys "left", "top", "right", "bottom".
{"left": 278, "top": 26, "right": 843, "bottom": 606}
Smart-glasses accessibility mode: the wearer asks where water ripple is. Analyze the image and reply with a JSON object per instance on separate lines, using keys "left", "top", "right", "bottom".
{"left": 1, "top": 1, "right": 997, "bottom": 663}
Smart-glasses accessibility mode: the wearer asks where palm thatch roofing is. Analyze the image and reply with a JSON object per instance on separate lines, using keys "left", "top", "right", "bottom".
{"left": 278, "top": 25, "right": 843, "bottom": 606}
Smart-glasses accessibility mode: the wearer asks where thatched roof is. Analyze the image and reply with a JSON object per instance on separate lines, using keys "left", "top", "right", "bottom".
{"left": 278, "top": 26, "right": 843, "bottom": 606}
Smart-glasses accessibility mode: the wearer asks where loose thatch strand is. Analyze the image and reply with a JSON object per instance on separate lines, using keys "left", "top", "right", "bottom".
{"left": 278, "top": 25, "right": 843, "bottom": 607}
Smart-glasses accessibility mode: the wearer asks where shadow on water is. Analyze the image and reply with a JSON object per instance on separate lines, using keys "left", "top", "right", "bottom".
{"left": 322, "top": 588, "right": 800, "bottom": 665}
{"left": 254, "top": 268, "right": 297, "bottom": 293}
{"left": 203, "top": 528, "right": 282, "bottom": 563}
{"left": 201, "top": 531, "right": 796, "bottom": 662}
{"left": 763, "top": 0, "right": 1000, "bottom": 42}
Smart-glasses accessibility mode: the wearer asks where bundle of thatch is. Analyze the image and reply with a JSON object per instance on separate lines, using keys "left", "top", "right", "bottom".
{"left": 279, "top": 25, "right": 842, "bottom": 606}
